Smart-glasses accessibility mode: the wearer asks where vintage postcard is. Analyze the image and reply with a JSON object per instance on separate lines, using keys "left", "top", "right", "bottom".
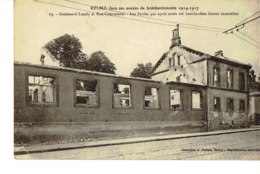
{"left": 14, "top": 0, "right": 260, "bottom": 160}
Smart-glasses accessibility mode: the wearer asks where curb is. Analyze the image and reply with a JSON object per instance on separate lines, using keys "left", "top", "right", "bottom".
{"left": 14, "top": 127, "right": 260, "bottom": 155}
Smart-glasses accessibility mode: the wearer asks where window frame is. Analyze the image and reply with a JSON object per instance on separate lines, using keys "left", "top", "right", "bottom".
{"left": 73, "top": 77, "right": 100, "bottom": 108}
{"left": 143, "top": 86, "right": 161, "bottom": 110}
{"left": 112, "top": 81, "right": 134, "bottom": 109}
{"left": 239, "top": 72, "right": 245, "bottom": 91}
{"left": 213, "top": 97, "right": 221, "bottom": 111}
{"left": 191, "top": 90, "right": 203, "bottom": 110}
{"left": 239, "top": 99, "right": 246, "bottom": 113}
{"left": 169, "top": 88, "right": 183, "bottom": 111}
{"left": 226, "top": 69, "right": 233, "bottom": 89}
{"left": 213, "top": 66, "right": 220, "bottom": 87}
{"left": 25, "top": 72, "right": 59, "bottom": 107}
{"left": 226, "top": 98, "right": 234, "bottom": 112}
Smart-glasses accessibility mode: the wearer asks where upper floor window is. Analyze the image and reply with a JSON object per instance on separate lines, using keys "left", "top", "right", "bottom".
{"left": 213, "top": 97, "right": 221, "bottom": 111}
{"left": 169, "top": 58, "right": 175, "bottom": 68}
{"left": 169, "top": 58, "right": 172, "bottom": 68}
{"left": 170, "top": 89, "right": 182, "bottom": 111}
{"left": 226, "top": 98, "right": 234, "bottom": 112}
{"left": 28, "top": 75, "right": 56, "bottom": 103}
{"left": 213, "top": 67, "right": 220, "bottom": 87}
{"left": 177, "top": 55, "right": 180, "bottom": 65}
{"left": 144, "top": 87, "right": 159, "bottom": 109}
{"left": 113, "top": 83, "right": 132, "bottom": 108}
{"left": 227, "top": 70, "right": 233, "bottom": 89}
{"left": 239, "top": 72, "right": 245, "bottom": 90}
{"left": 192, "top": 91, "right": 203, "bottom": 109}
{"left": 239, "top": 100, "right": 245, "bottom": 113}
{"left": 75, "top": 79, "right": 98, "bottom": 107}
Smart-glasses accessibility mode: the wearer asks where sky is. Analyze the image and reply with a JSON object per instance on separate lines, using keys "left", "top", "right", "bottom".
{"left": 14, "top": 0, "right": 260, "bottom": 77}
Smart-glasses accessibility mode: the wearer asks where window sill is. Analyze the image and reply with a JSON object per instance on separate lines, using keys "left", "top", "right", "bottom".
{"left": 113, "top": 106, "right": 134, "bottom": 109}
{"left": 27, "top": 102, "right": 58, "bottom": 107}
{"left": 144, "top": 107, "right": 161, "bottom": 110}
{"left": 192, "top": 108, "right": 204, "bottom": 111}
{"left": 74, "top": 104, "right": 99, "bottom": 108}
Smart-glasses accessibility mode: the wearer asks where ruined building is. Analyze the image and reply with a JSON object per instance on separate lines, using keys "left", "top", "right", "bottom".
{"left": 152, "top": 25, "right": 252, "bottom": 130}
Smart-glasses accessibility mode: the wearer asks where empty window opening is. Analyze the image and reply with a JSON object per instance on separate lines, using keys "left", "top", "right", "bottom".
{"left": 213, "top": 97, "right": 221, "bottom": 111}
{"left": 75, "top": 79, "right": 98, "bottom": 106}
{"left": 192, "top": 91, "right": 202, "bottom": 109}
{"left": 28, "top": 75, "right": 56, "bottom": 103}
{"left": 144, "top": 87, "right": 159, "bottom": 109}
{"left": 239, "top": 100, "right": 245, "bottom": 113}
{"left": 226, "top": 98, "right": 234, "bottom": 112}
{"left": 213, "top": 67, "right": 220, "bottom": 87}
{"left": 227, "top": 70, "right": 233, "bottom": 89}
{"left": 114, "top": 83, "right": 132, "bottom": 108}
{"left": 170, "top": 89, "right": 182, "bottom": 111}
{"left": 239, "top": 72, "right": 245, "bottom": 90}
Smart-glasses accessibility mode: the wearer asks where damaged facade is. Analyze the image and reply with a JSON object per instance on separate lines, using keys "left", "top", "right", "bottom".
{"left": 152, "top": 25, "right": 252, "bottom": 130}
{"left": 14, "top": 26, "right": 255, "bottom": 144}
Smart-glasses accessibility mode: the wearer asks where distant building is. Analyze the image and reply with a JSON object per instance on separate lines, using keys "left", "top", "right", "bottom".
{"left": 152, "top": 25, "right": 252, "bottom": 129}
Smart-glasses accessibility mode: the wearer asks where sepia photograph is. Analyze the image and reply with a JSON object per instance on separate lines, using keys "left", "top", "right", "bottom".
{"left": 13, "top": 0, "right": 260, "bottom": 160}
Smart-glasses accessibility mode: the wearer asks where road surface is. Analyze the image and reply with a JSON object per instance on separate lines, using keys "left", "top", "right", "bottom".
{"left": 15, "top": 130, "right": 260, "bottom": 160}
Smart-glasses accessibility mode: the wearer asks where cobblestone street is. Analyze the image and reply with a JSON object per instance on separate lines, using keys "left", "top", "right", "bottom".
{"left": 15, "top": 130, "right": 260, "bottom": 160}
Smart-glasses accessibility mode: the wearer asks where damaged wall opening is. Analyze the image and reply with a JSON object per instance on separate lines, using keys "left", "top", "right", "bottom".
{"left": 192, "top": 91, "right": 203, "bottom": 109}
{"left": 170, "top": 89, "right": 182, "bottom": 111}
{"left": 113, "top": 83, "right": 132, "bottom": 108}
{"left": 226, "top": 98, "right": 234, "bottom": 112}
{"left": 239, "top": 99, "right": 245, "bottom": 113}
{"left": 213, "top": 97, "right": 221, "bottom": 111}
{"left": 144, "top": 87, "right": 159, "bottom": 109}
{"left": 75, "top": 79, "right": 98, "bottom": 107}
{"left": 239, "top": 72, "right": 245, "bottom": 90}
{"left": 28, "top": 75, "right": 56, "bottom": 103}
{"left": 227, "top": 69, "right": 233, "bottom": 89}
{"left": 213, "top": 67, "right": 220, "bottom": 87}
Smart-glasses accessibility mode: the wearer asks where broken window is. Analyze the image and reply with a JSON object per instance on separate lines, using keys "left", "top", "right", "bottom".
{"left": 170, "top": 89, "right": 182, "bottom": 111}
{"left": 28, "top": 75, "right": 56, "bottom": 103}
{"left": 113, "top": 83, "right": 132, "bottom": 108}
{"left": 227, "top": 70, "right": 233, "bottom": 89}
{"left": 192, "top": 91, "right": 203, "bottom": 109}
{"left": 75, "top": 79, "right": 98, "bottom": 106}
{"left": 213, "top": 97, "right": 221, "bottom": 111}
{"left": 239, "top": 100, "right": 245, "bottom": 113}
{"left": 239, "top": 72, "right": 245, "bottom": 90}
{"left": 144, "top": 87, "right": 159, "bottom": 109}
{"left": 226, "top": 98, "right": 234, "bottom": 112}
{"left": 213, "top": 67, "right": 220, "bottom": 87}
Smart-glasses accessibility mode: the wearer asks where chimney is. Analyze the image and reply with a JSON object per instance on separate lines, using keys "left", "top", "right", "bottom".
{"left": 171, "top": 24, "right": 181, "bottom": 46}
{"left": 40, "top": 54, "right": 45, "bottom": 65}
{"left": 215, "top": 50, "right": 224, "bottom": 57}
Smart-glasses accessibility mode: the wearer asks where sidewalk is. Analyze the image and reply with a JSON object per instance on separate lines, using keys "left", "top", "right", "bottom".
{"left": 14, "top": 126, "right": 260, "bottom": 155}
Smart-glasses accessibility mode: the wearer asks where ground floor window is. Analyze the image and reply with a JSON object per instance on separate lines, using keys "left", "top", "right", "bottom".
{"left": 75, "top": 79, "right": 98, "bottom": 106}
{"left": 213, "top": 97, "right": 221, "bottom": 111}
{"left": 113, "top": 83, "right": 132, "bottom": 108}
{"left": 28, "top": 75, "right": 56, "bottom": 103}
{"left": 170, "top": 89, "right": 182, "bottom": 111}
{"left": 239, "top": 100, "right": 245, "bottom": 113}
{"left": 226, "top": 98, "right": 234, "bottom": 112}
{"left": 192, "top": 91, "right": 203, "bottom": 109}
{"left": 144, "top": 87, "right": 159, "bottom": 109}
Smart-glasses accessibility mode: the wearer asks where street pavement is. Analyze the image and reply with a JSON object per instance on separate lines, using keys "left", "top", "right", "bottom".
{"left": 15, "top": 129, "right": 260, "bottom": 160}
